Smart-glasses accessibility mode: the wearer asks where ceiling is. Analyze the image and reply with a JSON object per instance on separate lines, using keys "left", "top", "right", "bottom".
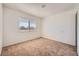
{"left": 4, "top": 3, "right": 77, "bottom": 18}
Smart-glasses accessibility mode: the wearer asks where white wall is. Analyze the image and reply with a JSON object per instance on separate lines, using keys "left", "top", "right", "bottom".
{"left": 42, "top": 10, "right": 76, "bottom": 46}
{"left": 3, "top": 7, "right": 41, "bottom": 47}
{"left": 0, "top": 4, "right": 3, "bottom": 54}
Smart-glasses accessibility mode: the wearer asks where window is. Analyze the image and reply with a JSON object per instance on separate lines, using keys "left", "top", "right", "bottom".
{"left": 19, "top": 17, "right": 29, "bottom": 30}
{"left": 18, "top": 17, "right": 36, "bottom": 31}
{"left": 30, "top": 20, "right": 36, "bottom": 30}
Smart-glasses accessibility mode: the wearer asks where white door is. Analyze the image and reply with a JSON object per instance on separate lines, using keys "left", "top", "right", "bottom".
{"left": 0, "top": 4, "right": 3, "bottom": 55}
{"left": 77, "top": 10, "right": 79, "bottom": 56}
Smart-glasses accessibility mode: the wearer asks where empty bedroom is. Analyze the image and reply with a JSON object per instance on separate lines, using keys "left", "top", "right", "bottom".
{"left": 0, "top": 3, "right": 79, "bottom": 56}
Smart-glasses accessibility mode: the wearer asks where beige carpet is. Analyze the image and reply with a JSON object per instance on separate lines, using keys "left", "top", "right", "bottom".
{"left": 2, "top": 38, "right": 77, "bottom": 56}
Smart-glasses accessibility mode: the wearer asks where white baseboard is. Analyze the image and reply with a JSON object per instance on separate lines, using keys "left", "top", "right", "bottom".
{"left": 42, "top": 35, "right": 75, "bottom": 46}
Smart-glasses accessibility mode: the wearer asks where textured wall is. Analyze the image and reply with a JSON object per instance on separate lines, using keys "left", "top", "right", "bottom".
{"left": 3, "top": 7, "right": 41, "bottom": 47}
{"left": 42, "top": 10, "right": 76, "bottom": 46}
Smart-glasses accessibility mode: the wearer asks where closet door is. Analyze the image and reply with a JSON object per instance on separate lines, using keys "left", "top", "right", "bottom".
{"left": 0, "top": 4, "right": 3, "bottom": 55}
